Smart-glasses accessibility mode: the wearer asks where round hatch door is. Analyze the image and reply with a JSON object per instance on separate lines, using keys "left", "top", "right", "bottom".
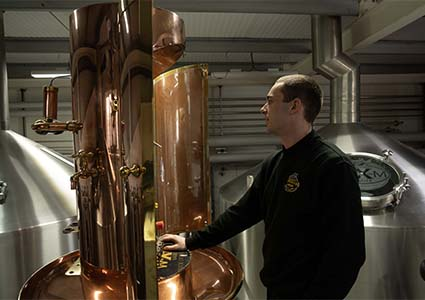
{"left": 347, "top": 150, "right": 409, "bottom": 210}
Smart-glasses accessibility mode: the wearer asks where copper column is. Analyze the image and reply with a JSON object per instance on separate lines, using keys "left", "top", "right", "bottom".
{"left": 70, "top": 4, "right": 132, "bottom": 299}
{"left": 118, "top": 1, "right": 157, "bottom": 298}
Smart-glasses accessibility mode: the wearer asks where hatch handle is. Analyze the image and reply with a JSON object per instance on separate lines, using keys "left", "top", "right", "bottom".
{"left": 0, "top": 180, "right": 8, "bottom": 204}
{"left": 392, "top": 173, "right": 410, "bottom": 207}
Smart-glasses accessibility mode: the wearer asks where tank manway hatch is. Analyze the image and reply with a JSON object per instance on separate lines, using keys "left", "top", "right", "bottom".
{"left": 347, "top": 149, "right": 410, "bottom": 211}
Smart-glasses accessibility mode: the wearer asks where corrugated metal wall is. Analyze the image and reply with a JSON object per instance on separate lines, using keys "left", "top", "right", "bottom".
{"left": 7, "top": 75, "right": 425, "bottom": 159}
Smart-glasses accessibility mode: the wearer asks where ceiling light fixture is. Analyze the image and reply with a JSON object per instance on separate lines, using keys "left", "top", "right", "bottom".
{"left": 30, "top": 70, "right": 71, "bottom": 79}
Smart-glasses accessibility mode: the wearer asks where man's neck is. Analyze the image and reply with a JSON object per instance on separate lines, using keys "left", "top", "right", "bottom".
{"left": 279, "top": 124, "right": 312, "bottom": 149}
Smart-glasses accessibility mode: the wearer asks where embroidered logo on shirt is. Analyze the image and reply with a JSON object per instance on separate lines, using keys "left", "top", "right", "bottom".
{"left": 284, "top": 172, "right": 300, "bottom": 192}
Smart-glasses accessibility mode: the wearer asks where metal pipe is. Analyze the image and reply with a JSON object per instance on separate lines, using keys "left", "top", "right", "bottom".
{"left": 209, "top": 135, "right": 279, "bottom": 147}
{"left": 0, "top": 12, "right": 9, "bottom": 130}
{"left": 311, "top": 15, "right": 359, "bottom": 124}
{"left": 210, "top": 153, "right": 270, "bottom": 163}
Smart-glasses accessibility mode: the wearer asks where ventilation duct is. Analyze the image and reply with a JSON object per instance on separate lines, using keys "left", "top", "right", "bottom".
{"left": 312, "top": 15, "right": 359, "bottom": 124}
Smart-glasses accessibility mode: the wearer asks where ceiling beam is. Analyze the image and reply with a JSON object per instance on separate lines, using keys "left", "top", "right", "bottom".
{"left": 9, "top": 58, "right": 425, "bottom": 79}
{"left": 360, "top": 64, "right": 425, "bottom": 74}
{"left": 185, "top": 38, "right": 311, "bottom": 53}
{"left": 356, "top": 40, "right": 425, "bottom": 54}
{"left": 354, "top": 53, "right": 425, "bottom": 64}
{"left": 292, "top": 0, "right": 425, "bottom": 74}
{"left": 6, "top": 62, "right": 288, "bottom": 78}
{"left": 0, "top": 0, "right": 359, "bottom": 15}
{"left": 5, "top": 37, "right": 312, "bottom": 54}
{"left": 5, "top": 38, "right": 69, "bottom": 53}
{"left": 10, "top": 37, "right": 425, "bottom": 55}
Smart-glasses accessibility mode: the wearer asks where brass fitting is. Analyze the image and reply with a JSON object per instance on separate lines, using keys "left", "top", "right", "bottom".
{"left": 70, "top": 150, "right": 104, "bottom": 190}
{"left": 32, "top": 119, "right": 83, "bottom": 135}
{"left": 120, "top": 164, "right": 146, "bottom": 179}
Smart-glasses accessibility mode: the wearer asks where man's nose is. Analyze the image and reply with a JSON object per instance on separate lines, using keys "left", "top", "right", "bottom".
{"left": 260, "top": 103, "right": 267, "bottom": 113}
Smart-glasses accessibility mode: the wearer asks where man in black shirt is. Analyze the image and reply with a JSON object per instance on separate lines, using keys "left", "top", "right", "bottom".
{"left": 160, "top": 74, "right": 365, "bottom": 299}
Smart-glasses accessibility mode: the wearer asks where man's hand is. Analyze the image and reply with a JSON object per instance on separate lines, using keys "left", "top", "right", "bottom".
{"left": 159, "top": 234, "right": 187, "bottom": 251}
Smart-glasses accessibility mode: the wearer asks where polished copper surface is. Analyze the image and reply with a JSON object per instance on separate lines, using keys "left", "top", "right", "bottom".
{"left": 154, "top": 65, "right": 211, "bottom": 234}
{"left": 157, "top": 249, "right": 193, "bottom": 299}
{"left": 19, "top": 251, "right": 84, "bottom": 300}
{"left": 118, "top": 1, "right": 157, "bottom": 298}
{"left": 69, "top": 5, "right": 136, "bottom": 300}
{"left": 152, "top": 8, "right": 185, "bottom": 76}
{"left": 43, "top": 85, "right": 58, "bottom": 121}
{"left": 191, "top": 247, "right": 244, "bottom": 300}
{"left": 31, "top": 86, "right": 83, "bottom": 135}
{"left": 24, "top": 2, "right": 242, "bottom": 300}
{"left": 119, "top": 4, "right": 185, "bottom": 78}
{"left": 31, "top": 118, "right": 83, "bottom": 134}
{"left": 20, "top": 247, "right": 243, "bottom": 300}
{"left": 80, "top": 260, "right": 133, "bottom": 300}
{"left": 70, "top": 2, "right": 128, "bottom": 272}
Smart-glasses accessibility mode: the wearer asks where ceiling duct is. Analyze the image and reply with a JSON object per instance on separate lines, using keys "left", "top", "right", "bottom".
{"left": 311, "top": 15, "right": 360, "bottom": 124}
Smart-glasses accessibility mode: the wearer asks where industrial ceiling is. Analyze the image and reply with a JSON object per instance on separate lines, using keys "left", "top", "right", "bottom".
{"left": 0, "top": 0, "right": 425, "bottom": 79}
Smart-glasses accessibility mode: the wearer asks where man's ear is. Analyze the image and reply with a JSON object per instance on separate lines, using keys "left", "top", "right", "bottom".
{"left": 290, "top": 98, "right": 302, "bottom": 112}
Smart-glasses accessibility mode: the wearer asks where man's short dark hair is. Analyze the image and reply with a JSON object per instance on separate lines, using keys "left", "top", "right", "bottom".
{"left": 276, "top": 74, "right": 322, "bottom": 123}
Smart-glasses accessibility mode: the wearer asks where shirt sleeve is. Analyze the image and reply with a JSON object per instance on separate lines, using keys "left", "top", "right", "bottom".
{"left": 303, "top": 158, "right": 366, "bottom": 299}
{"left": 185, "top": 161, "right": 268, "bottom": 250}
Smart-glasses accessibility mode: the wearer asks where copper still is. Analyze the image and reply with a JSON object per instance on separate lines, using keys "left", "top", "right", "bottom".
{"left": 20, "top": 1, "right": 242, "bottom": 300}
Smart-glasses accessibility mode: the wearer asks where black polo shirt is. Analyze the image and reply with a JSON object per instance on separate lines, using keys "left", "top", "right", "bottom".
{"left": 186, "top": 130, "right": 365, "bottom": 299}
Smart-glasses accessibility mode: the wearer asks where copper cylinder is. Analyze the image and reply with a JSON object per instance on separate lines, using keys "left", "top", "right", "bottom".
{"left": 118, "top": 1, "right": 157, "bottom": 298}
{"left": 152, "top": 8, "right": 185, "bottom": 77}
{"left": 43, "top": 85, "right": 58, "bottom": 121}
{"left": 70, "top": 3, "right": 133, "bottom": 299}
{"left": 154, "top": 64, "right": 211, "bottom": 234}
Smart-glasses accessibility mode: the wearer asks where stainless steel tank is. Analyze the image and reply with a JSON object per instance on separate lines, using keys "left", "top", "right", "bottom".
{"left": 0, "top": 130, "right": 78, "bottom": 299}
{"left": 219, "top": 123, "right": 425, "bottom": 299}
{"left": 219, "top": 165, "right": 266, "bottom": 300}
{"left": 320, "top": 123, "right": 425, "bottom": 299}
{"left": 0, "top": 9, "right": 78, "bottom": 299}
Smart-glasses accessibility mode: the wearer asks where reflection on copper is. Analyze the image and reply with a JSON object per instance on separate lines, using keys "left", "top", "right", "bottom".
{"left": 154, "top": 65, "right": 211, "bottom": 234}
{"left": 20, "top": 248, "right": 243, "bottom": 300}
{"left": 69, "top": 3, "right": 133, "bottom": 299}
{"left": 191, "top": 247, "right": 243, "bottom": 300}
{"left": 152, "top": 8, "right": 185, "bottom": 77}
{"left": 23, "top": 1, "right": 243, "bottom": 299}
{"left": 81, "top": 260, "right": 133, "bottom": 300}
{"left": 118, "top": 0, "right": 157, "bottom": 298}
{"left": 118, "top": 3, "right": 185, "bottom": 79}
{"left": 157, "top": 250, "right": 193, "bottom": 299}
{"left": 43, "top": 86, "right": 58, "bottom": 121}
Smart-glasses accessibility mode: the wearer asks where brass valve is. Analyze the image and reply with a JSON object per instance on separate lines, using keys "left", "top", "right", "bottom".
{"left": 70, "top": 150, "right": 104, "bottom": 190}
{"left": 32, "top": 119, "right": 83, "bottom": 135}
{"left": 120, "top": 164, "right": 146, "bottom": 179}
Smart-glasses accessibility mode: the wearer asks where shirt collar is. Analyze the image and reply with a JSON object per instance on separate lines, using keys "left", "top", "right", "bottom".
{"left": 281, "top": 129, "right": 319, "bottom": 156}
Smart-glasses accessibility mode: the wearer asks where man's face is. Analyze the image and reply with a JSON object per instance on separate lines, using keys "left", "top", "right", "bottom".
{"left": 261, "top": 83, "right": 294, "bottom": 135}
